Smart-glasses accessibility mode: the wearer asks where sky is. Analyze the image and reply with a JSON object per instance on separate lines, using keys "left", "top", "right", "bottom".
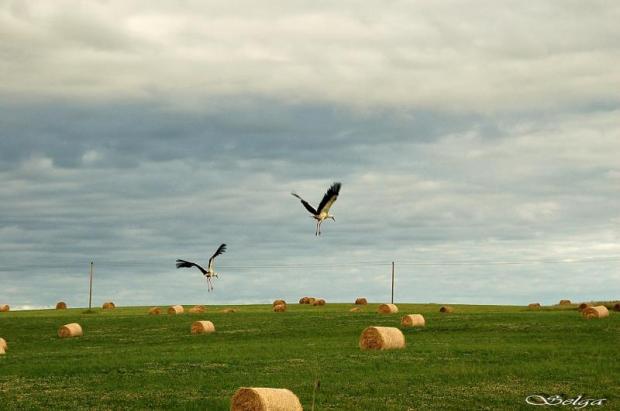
{"left": 1, "top": 1, "right": 619, "bottom": 309}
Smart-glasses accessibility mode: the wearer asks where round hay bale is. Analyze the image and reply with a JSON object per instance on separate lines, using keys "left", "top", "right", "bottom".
{"left": 0, "top": 346, "right": 5, "bottom": 355}
{"left": 230, "top": 387, "right": 303, "bottom": 411}
{"left": 298, "top": 297, "right": 310, "bottom": 304}
{"left": 355, "top": 297, "right": 368, "bottom": 305}
{"left": 312, "top": 298, "right": 326, "bottom": 306}
{"left": 191, "top": 320, "right": 215, "bottom": 334}
{"left": 613, "top": 303, "right": 620, "bottom": 312}
{"left": 58, "top": 323, "right": 83, "bottom": 338}
{"left": 559, "top": 299, "right": 571, "bottom": 305}
{"left": 148, "top": 307, "right": 161, "bottom": 315}
{"left": 168, "top": 305, "right": 184, "bottom": 315}
{"left": 349, "top": 307, "right": 362, "bottom": 312}
{"left": 272, "top": 299, "right": 286, "bottom": 307}
{"left": 439, "top": 306, "right": 454, "bottom": 313}
{"left": 0, "top": 304, "right": 10, "bottom": 312}
{"left": 102, "top": 301, "right": 115, "bottom": 309}
{"left": 582, "top": 305, "right": 609, "bottom": 319}
{"left": 188, "top": 305, "right": 205, "bottom": 314}
{"left": 528, "top": 303, "right": 541, "bottom": 310}
{"left": 307, "top": 297, "right": 316, "bottom": 305}
{"left": 401, "top": 314, "right": 425, "bottom": 328}
{"left": 55, "top": 301, "right": 67, "bottom": 310}
{"left": 220, "top": 308, "right": 237, "bottom": 313}
{"left": 359, "top": 326, "right": 405, "bottom": 350}
{"left": 0, "top": 337, "right": 7, "bottom": 351}
{"left": 273, "top": 304, "right": 286, "bottom": 312}
{"left": 578, "top": 303, "right": 592, "bottom": 311}
{"left": 377, "top": 303, "right": 398, "bottom": 314}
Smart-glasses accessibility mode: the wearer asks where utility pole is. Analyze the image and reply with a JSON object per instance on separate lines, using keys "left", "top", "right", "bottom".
{"left": 391, "top": 261, "right": 395, "bottom": 304}
{"left": 89, "top": 261, "right": 94, "bottom": 310}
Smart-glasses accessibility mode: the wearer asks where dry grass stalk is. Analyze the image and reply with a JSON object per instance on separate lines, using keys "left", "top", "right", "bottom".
{"left": 559, "top": 299, "right": 571, "bottom": 305}
{"left": 312, "top": 299, "right": 326, "bottom": 306}
{"left": 0, "top": 338, "right": 7, "bottom": 351}
{"left": 189, "top": 305, "right": 206, "bottom": 314}
{"left": 582, "top": 305, "right": 609, "bottom": 319}
{"left": 377, "top": 303, "right": 398, "bottom": 314}
{"left": 439, "top": 306, "right": 454, "bottom": 313}
{"left": 359, "top": 326, "right": 405, "bottom": 350}
{"left": 230, "top": 387, "right": 303, "bottom": 411}
{"left": 102, "top": 301, "right": 115, "bottom": 309}
{"left": 168, "top": 305, "right": 184, "bottom": 315}
{"left": 349, "top": 307, "right": 362, "bottom": 312}
{"left": 191, "top": 320, "right": 215, "bottom": 334}
{"left": 528, "top": 303, "right": 541, "bottom": 310}
{"left": 401, "top": 314, "right": 425, "bottom": 328}
{"left": 148, "top": 307, "right": 161, "bottom": 315}
{"left": 272, "top": 299, "right": 286, "bottom": 307}
{"left": 58, "top": 323, "right": 83, "bottom": 338}
{"left": 273, "top": 304, "right": 287, "bottom": 312}
{"left": 355, "top": 297, "right": 368, "bottom": 305}
{"left": 55, "top": 301, "right": 67, "bottom": 310}
{"left": 220, "top": 308, "right": 237, "bottom": 313}
{"left": 0, "top": 304, "right": 10, "bottom": 312}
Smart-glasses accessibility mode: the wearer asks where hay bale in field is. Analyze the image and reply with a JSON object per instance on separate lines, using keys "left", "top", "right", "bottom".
{"left": 0, "top": 337, "right": 7, "bottom": 351}
{"left": 191, "top": 320, "right": 215, "bottom": 334}
{"left": 439, "top": 306, "right": 454, "bottom": 313}
{"left": 102, "top": 301, "right": 115, "bottom": 309}
{"left": 355, "top": 297, "right": 368, "bottom": 305}
{"left": 220, "top": 308, "right": 237, "bottom": 313}
{"left": 307, "top": 297, "right": 316, "bottom": 305}
{"left": 582, "top": 305, "right": 609, "bottom": 319}
{"left": 148, "top": 307, "right": 161, "bottom": 315}
{"left": 578, "top": 303, "right": 592, "bottom": 311}
{"left": 613, "top": 303, "right": 620, "bottom": 312}
{"left": 230, "top": 387, "right": 303, "bottom": 411}
{"left": 0, "top": 304, "right": 10, "bottom": 312}
{"left": 528, "top": 303, "right": 541, "bottom": 310}
{"left": 0, "top": 346, "right": 4, "bottom": 355}
{"left": 55, "top": 301, "right": 67, "bottom": 310}
{"left": 58, "top": 323, "right": 83, "bottom": 338}
{"left": 312, "top": 299, "right": 326, "bottom": 306}
{"left": 273, "top": 304, "right": 286, "bottom": 312}
{"left": 168, "top": 305, "right": 184, "bottom": 315}
{"left": 188, "top": 305, "right": 205, "bottom": 314}
{"left": 350, "top": 307, "right": 362, "bottom": 312}
{"left": 272, "top": 299, "right": 286, "bottom": 307}
{"left": 359, "top": 326, "right": 405, "bottom": 350}
{"left": 401, "top": 314, "right": 425, "bottom": 328}
{"left": 559, "top": 299, "right": 571, "bottom": 305}
{"left": 377, "top": 303, "right": 398, "bottom": 314}
{"left": 298, "top": 297, "right": 310, "bottom": 304}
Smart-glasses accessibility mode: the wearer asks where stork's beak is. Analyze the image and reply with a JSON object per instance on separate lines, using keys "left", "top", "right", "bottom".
{"left": 331, "top": 216, "right": 336, "bottom": 221}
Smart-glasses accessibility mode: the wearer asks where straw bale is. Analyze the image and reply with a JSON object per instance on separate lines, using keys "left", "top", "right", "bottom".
{"left": 582, "top": 305, "right": 609, "bottom": 319}
{"left": 55, "top": 301, "right": 67, "bottom": 310}
{"left": 355, "top": 298, "right": 368, "bottom": 305}
{"left": 439, "top": 306, "right": 454, "bottom": 313}
{"left": 191, "top": 320, "right": 215, "bottom": 334}
{"left": 401, "top": 314, "right": 425, "bottom": 328}
{"left": 168, "top": 305, "right": 184, "bottom": 315}
{"left": 377, "top": 303, "right": 398, "bottom": 314}
{"left": 0, "top": 304, "right": 10, "bottom": 312}
{"left": 58, "top": 323, "right": 83, "bottom": 338}
{"left": 148, "top": 307, "right": 161, "bottom": 315}
{"left": 189, "top": 305, "right": 205, "bottom": 314}
{"left": 272, "top": 300, "right": 286, "bottom": 307}
{"left": 312, "top": 299, "right": 326, "bottom": 306}
{"left": 528, "top": 303, "right": 541, "bottom": 310}
{"left": 359, "top": 326, "right": 405, "bottom": 350}
{"left": 102, "top": 301, "right": 115, "bottom": 309}
{"left": 230, "top": 387, "right": 302, "bottom": 411}
{"left": 273, "top": 304, "right": 286, "bottom": 312}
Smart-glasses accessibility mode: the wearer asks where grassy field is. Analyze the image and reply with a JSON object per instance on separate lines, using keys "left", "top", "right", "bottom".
{"left": 0, "top": 303, "right": 618, "bottom": 410}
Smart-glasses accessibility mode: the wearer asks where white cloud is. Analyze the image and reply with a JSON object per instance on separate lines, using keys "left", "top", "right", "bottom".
{"left": 1, "top": 1, "right": 619, "bottom": 110}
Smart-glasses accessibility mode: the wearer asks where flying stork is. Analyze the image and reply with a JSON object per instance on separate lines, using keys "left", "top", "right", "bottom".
{"left": 176, "top": 243, "right": 227, "bottom": 291}
{"left": 292, "top": 182, "right": 341, "bottom": 236}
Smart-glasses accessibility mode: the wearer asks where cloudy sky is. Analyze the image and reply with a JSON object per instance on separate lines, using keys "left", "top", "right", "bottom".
{"left": 1, "top": 1, "right": 619, "bottom": 309}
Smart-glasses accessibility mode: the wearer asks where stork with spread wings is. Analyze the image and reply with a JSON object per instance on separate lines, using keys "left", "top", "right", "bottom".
{"left": 176, "top": 243, "right": 227, "bottom": 291}
{"left": 292, "top": 182, "right": 341, "bottom": 236}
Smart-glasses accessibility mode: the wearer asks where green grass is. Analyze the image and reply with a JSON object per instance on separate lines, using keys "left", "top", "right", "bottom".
{"left": 0, "top": 303, "right": 618, "bottom": 410}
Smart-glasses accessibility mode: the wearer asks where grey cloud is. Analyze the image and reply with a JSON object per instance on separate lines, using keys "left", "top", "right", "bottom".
{"left": 1, "top": 1, "right": 619, "bottom": 110}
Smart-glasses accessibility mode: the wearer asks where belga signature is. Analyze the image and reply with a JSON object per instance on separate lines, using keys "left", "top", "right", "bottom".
{"left": 525, "top": 394, "right": 607, "bottom": 409}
